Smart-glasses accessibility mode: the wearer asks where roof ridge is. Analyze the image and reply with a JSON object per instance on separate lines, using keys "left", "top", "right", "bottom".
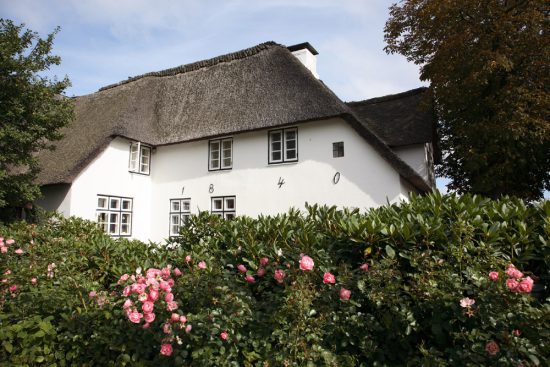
{"left": 346, "top": 87, "right": 428, "bottom": 105}
{"left": 98, "top": 41, "right": 282, "bottom": 92}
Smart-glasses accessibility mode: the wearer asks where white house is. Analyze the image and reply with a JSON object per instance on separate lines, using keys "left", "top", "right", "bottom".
{"left": 35, "top": 42, "right": 438, "bottom": 243}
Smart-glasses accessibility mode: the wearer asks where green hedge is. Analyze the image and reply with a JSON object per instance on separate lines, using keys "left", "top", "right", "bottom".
{"left": 0, "top": 192, "right": 548, "bottom": 366}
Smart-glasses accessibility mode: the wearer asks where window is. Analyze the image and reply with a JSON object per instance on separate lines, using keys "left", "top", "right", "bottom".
{"left": 209, "top": 138, "right": 232, "bottom": 171}
{"left": 96, "top": 195, "right": 132, "bottom": 236}
{"left": 333, "top": 142, "right": 344, "bottom": 158}
{"left": 211, "top": 196, "right": 236, "bottom": 220}
{"left": 129, "top": 142, "right": 151, "bottom": 175}
{"left": 169, "top": 198, "right": 191, "bottom": 236}
{"left": 269, "top": 128, "right": 298, "bottom": 164}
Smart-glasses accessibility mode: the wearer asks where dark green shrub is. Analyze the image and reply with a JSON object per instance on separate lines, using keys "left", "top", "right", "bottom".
{"left": 0, "top": 193, "right": 548, "bottom": 366}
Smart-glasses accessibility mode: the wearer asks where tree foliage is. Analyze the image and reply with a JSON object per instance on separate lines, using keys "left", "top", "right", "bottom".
{"left": 384, "top": 0, "right": 550, "bottom": 199}
{"left": 0, "top": 19, "right": 73, "bottom": 211}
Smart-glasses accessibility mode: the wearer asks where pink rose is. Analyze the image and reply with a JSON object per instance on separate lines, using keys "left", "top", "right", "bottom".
{"left": 0, "top": 246, "right": 6, "bottom": 253}
{"left": 185, "top": 324, "right": 192, "bottom": 333}
{"left": 123, "top": 286, "right": 131, "bottom": 297}
{"left": 185, "top": 255, "right": 191, "bottom": 263}
{"left": 128, "top": 311, "right": 143, "bottom": 324}
{"left": 148, "top": 289, "right": 159, "bottom": 302}
{"left": 198, "top": 261, "right": 206, "bottom": 269}
{"left": 144, "top": 312, "right": 155, "bottom": 323}
{"left": 163, "top": 323, "right": 172, "bottom": 334}
{"left": 159, "top": 280, "right": 171, "bottom": 292}
{"left": 489, "top": 271, "right": 499, "bottom": 281}
{"left": 142, "top": 301, "right": 154, "bottom": 313}
{"left": 260, "top": 257, "right": 269, "bottom": 267}
{"left": 323, "top": 272, "right": 335, "bottom": 284}
{"left": 257, "top": 267, "right": 266, "bottom": 277}
{"left": 167, "top": 278, "right": 175, "bottom": 287}
{"left": 274, "top": 269, "right": 286, "bottom": 283}
{"left": 119, "top": 274, "right": 129, "bottom": 283}
{"left": 506, "top": 265, "right": 524, "bottom": 279}
{"left": 485, "top": 340, "right": 500, "bottom": 356}
{"left": 138, "top": 292, "right": 148, "bottom": 302}
{"left": 165, "top": 292, "right": 174, "bottom": 302}
{"left": 237, "top": 264, "right": 247, "bottom": 273}
{"left": 6, "top": 239, "right": 14, "bottom": 245}
{"left": 517, "top": 277, "right": 533, "bottom": 293}
{"left": 142, "top": 322, "right": 150, "bottom": 329}
{"left": 136, "top": 276, "right": 146, "bottom": 284}
{"left": 160, "top": 343, "right": 173, "bottom": 356}
{"left": 166, "top": 301, "right": 178, "bottom": 311}
{"left": 4, "top": 270, "right": 11, "bottom": 275}
{"left": 15, "top": 249, "right": 23, "bottom": 255}
{"left": 123, "top": 299, "right": 133, "bottom": 309}
{"left": 173, "top": 267, "right": 182, "bottom": 277}
{"left": 512, "top": 329, "right": 521, "bottom": 336}
{"left": 161, "top": 267, "right": 171, "bottom": 279}
{"left": 146, "top": 268, "right": 161, "bottom": 279}
{"left": 89, "top": 291, "right": 97, "bottom": 298}
{"left": 339, "top": 288, "right": 351, "bottom": 301}
{"left": 506, "top": 278, "right": 519, "bottom": 292}
{"left": 180, "top": 315, "right": 187, "bottom": 323}
{"left": 220, "top": 331, "right": 229, "bottom": 341}
{"left": 299, "top": 255, "right": 314, "bottom": 271}
{"left": 31, "top": 277, "right": 37, "bottom": 285}
{"left": 171, "top": 313, "right": 180, "bottom": 322}
{"left": 245, "top": 275, "right": 255, "bottom": 283}
{"left": 459, "top": 297, "right": 475, "bottom": 308}
{"left": 9, "top": 284, "right": 17, "bottom": 293}
{"left": 133, "top": 283, "right": 147, "bottom": 294}
{"left": 360, "top": 263, "right": 369, "bottom": 272}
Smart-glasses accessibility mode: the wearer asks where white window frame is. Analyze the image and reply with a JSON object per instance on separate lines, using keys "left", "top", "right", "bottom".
{"left": 211, "top": 196, "right": 236, "bottom": 220}
{"left": 96, "top": 195, "right": 133, "bottom": 237}
{"left": 268, "top": 127, "right": 298, "bottom": 164}
{"left": 169, "top": 198, "right": 191, "bottom": 236}
{"left": 209, "top": 138, "right": 233, "bottom": 171}
{"left": 129, "top": 142, "right": 151, "bottom": 175}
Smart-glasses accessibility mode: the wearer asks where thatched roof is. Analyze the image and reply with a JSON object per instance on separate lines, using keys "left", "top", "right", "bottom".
{"left": 346, "top": 88, "right": 436, "bottom": 147}
{"left": 36, "top": 42, "right": 431, "bottom": 192}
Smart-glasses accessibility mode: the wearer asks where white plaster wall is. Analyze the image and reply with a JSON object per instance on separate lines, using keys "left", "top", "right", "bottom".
{"left": 149, "top": 118, "right": 406, "bottom": 242}
{"left": 68, "top": 137, "right": 152, "bottom": 240}
{"left": 394, "top": 144, "right": 429, "bottom": 183}
{"left": 36, "top": 184, "right": 72, "bottom": 216}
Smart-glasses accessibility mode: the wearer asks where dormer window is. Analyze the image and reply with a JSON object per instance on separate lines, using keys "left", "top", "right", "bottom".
{"left": 269, "top": 127, "right": 298, "bottom": 164}
{"left": 129, "top": 142, "right": 151, "bottom": 175}
{"left": 209, "top": 138, "right": 232, "bottom": 171}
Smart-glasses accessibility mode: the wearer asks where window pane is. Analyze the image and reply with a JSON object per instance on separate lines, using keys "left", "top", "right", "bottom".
{"left": 171, "top": 200, "right": 180, "bottom": 212}
{"left": 171, "top": 214, "right": 180, "bottom": 225}
{"left": 182, "top": 200, "right": 190, "bottom": 212}
{"left": 129, "top": 143, "right": 139, "bottom": 170}
{"left": 110, "top": 198, "right": 120, "bottom": 210}
{"left": 222, "top": 140, "right": 232, "bottom": 168}
{"left": 285, "top": 130, "right": 296, "bottom": 141}
{"left": 225, "top": 213, "right": 235, "bottom": 220}
{"left": 286, "top": 140, "right": 296, "bottom": 150}
{"left": 121, "top": 214, "right": 131, "bottom": 235}
{"left": 97, "top": 197, "right": 107, "bottom": 209}
{"left": 121, "top": 199, "right": 132, "bottom": 211}
{"left": 271, "top": 141, "right": 281, "bottom": 151}
{"left": 181, "top": 214, "right": 190, "bottom": 224}
{"left": 271, "top": 132, "right": 282, "bottom": 142}
{"left": 286, "top": 149, "right": 296, "bottom": 160}
{"left": 225, "top": 197, "right": 235, "bottom": 210}
{"left": 171, "top": 225, "right": 180, "bottom": 235}
{"left": 272, "top": 151, "right": 281, "bottom": 161}
{"left": 222, "top": 140, "right": 232, "bottom": 150}
{"left": 213, "top": 198, "right": 223, "bottom": 211}
{"left": 210, "top": 141, "right": 220, "bottom": 170}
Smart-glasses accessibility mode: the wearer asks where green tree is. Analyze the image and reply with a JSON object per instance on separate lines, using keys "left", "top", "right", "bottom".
{"left": 384, "top": 0, "right": 549, "bottom": 199}
{"left": 0, "top": 19, "right": 73, "bottom": 215}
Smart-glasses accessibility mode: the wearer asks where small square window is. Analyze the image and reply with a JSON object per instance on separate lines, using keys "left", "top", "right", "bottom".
{"left": 213, "top": 198, "right": 223, "bottom": 211}
{"left": 121, "top": 199, "right": 132, "bottom": 211}
{"left": 225, "top": 197, "right": 235, "bottom": 210}
{"left": 171, "top": 200, "right": 180, "bottom": 212}
{"left": 211, "top": 196, "right": 236, "bottom": 219}
{"left": 97, "top": 197, "right": 108, "bottom": 209}
{"left": 110, "top": 198, "right": 120, "bottom": 210}
{"left": 333, "top": 142, "right": 344, "bottom": 158}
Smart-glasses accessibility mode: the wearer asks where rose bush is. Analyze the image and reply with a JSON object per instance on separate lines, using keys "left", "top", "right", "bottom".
{"left": 0, "top": 193, "right": 548, "bottom": 366}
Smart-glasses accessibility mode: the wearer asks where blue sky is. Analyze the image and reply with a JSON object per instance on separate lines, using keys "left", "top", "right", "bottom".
{"left": 1, "top": 0, "right": 424, "bottom": 100}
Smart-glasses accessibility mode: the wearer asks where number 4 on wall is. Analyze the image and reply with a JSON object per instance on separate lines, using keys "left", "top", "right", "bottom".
{"left": 278, "top": 177, "right": 285, "bottom": 188}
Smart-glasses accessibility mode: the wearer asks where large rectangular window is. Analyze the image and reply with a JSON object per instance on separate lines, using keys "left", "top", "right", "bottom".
{"left": 96, "top": 195, "right": 132, "bottom": 236}
{"left": 169, "top": 198, "right": 191, "bottom": 236}
{"left": 211, "top": 196, "right": 236, "bottom": 220}
{"left": 209, "top": 138, "right": 232, "bottom": 171}
{"left": 269, "top": 128, "right": 298, "bottom": 164}
{"left": 129, "top": 142, "right": 151, "bottom": 175}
